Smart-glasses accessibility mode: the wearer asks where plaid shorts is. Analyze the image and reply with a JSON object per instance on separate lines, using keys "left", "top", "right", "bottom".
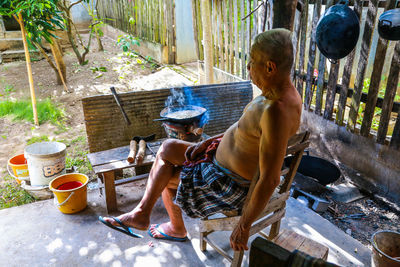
{"left": 175, "top": 160, "right": 250, "bottom": 218}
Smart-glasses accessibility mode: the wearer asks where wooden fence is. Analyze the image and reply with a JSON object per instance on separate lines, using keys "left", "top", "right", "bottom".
{"left": 192, "top": 0, "right": 400, "bottom": 150}
{"left": 96, "top": 0, "right": 175, "bottom": 62}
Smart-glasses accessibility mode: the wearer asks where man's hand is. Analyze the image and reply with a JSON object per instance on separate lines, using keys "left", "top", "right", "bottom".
{"left": 230, "top": 224, "right": 250, "bottom": 251}
{"left": 184, "top": 140, "right": 210, "bottom": 162}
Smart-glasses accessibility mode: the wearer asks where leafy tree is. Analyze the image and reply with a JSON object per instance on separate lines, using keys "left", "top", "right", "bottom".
{"left": 0, "top": 0, "right": 67, "bottom": 125}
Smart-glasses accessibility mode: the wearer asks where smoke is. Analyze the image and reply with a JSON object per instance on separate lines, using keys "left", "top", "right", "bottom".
{"left": 165, "top": 87, "right": 209, "bottom": 126}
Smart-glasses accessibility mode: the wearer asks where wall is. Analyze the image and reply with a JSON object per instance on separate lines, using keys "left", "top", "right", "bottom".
{"left": 175, "top": 0, "right": 197, "bottom": 64}
{"left": 301, "top": 110, "right": 400, "bottom": 204}
{"left": 70, "top": 0, "right": 92, "bottom": 27}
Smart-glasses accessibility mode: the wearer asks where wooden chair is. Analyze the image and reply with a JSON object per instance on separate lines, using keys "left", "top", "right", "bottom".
{"left": 198, "top": 131, "right": 310, "bottom": 267}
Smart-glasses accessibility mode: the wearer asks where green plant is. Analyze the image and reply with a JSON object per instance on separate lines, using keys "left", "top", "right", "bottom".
{"left": 26, "top": 135, "right": 49, "bottom": 145}
{"left": 0, "top": 175, "right": 35, "bottom": 210}
{"left": 0, "top": 98, "right": 65, "bottom": 126}
{"left": 4, "top": 84, "right": 14, "bottom": 93}
{"left": 117, "top": 35, "right": 140, "bottom": 52}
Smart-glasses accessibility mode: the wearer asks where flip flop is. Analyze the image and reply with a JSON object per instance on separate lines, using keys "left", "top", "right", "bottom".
{"left": 98, "top": 216, "right": 143, "bottom": 238}
{"left": 148, "top": 224, "right": 188, "bottom": 242}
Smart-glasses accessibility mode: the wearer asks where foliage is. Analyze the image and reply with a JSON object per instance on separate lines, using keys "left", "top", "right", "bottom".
{"left": 64, "top": 136, "right": 92, "bottom": 174}
{"left": 0, "top": 98, "right": 65, "bottom": 126}
{"left": 0, "top": 175, "right": 35, "bottom": 210}
{"left": 117, "top": 35, "right": 140, "bottom": 52}
{"left": 0, "top": 0, "right": 64, "bottom": 45}
{"left": 27, "top": 135, "right": 50, "bottom": 145}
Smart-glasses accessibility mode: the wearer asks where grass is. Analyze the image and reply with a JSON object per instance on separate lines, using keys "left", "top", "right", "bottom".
{"left": 0, "top": 98, "right": 65, "bottom": 126}
{"left": 0, "top": 175, "right": 36, "bottom": 210}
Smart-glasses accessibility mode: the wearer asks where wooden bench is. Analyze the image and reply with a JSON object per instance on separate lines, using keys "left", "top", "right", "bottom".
{"left": 82, "top": 81, "right": 253, "bottom": 212}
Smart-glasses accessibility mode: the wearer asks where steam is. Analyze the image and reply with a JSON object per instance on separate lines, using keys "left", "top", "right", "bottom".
{"left": 165, "top": 87, "right": 209, "bottom": 126}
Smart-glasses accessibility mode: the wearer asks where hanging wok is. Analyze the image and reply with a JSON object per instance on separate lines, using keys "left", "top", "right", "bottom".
{"left": 154, "top": 105, "right": 207, "bottom": 124}
{"left": 378, "top": 9, "right": 400, "bottom": 41}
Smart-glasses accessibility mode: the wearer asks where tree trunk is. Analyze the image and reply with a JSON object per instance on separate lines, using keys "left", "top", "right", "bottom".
{"left": 50, "top": 38, "right": 68, "bottom": 91}
{"left": 273, "top": 0, "right": 298, "bottom": 30}
{"left": 15, "top": 13, "right": 39, "bottom": 125}
{"left": 35, "top": 44, "right": 63, "bottom": 84}
{"left": 96, "top": 32, "right": 104, "bottom": 51}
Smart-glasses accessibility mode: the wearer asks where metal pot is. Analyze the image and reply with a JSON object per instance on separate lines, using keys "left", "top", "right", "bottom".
{"left": 378, "top": 9, "right": 400, "bottom": 41}
{"left": 316, "top": 0, "right": 360, "bottom": 61}
{"left": 154, "top": 105, "right": 207, "bottom": 125}
{"left": 284, "top": 151, "right": 341, "bottom": 186}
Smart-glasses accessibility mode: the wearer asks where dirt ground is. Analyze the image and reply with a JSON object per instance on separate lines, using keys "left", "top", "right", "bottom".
{"left": 1, "top": 34, "right": 398, "bottom": 250}
{"left": 0, "top": 34, "right": 196, "bottom": 177}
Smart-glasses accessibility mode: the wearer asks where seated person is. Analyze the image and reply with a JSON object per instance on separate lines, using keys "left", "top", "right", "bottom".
{"left": 100, "top": 28, "right": 302, "bottom": 251}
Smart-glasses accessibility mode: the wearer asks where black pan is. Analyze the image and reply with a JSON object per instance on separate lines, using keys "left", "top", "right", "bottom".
{"left": 284, "top": 151, "right": 341, "bottom": 186}
{"left": 154, "top": 105, "right": 207, "bottom": 124}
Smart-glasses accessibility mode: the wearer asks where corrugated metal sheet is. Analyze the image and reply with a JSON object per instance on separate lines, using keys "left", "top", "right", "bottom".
{"left": 82, "top": 81, "right": 253, "bottom": 152}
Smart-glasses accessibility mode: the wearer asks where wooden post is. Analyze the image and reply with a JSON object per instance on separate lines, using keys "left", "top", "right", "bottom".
{"left": 273, "top": 0, "right": 298, "bottom": 30}
{"left": 201, "top": 0, "right": 214, "bottom": 84}
{"left": 15, "top": 13, "right": 39, "bottom": 126}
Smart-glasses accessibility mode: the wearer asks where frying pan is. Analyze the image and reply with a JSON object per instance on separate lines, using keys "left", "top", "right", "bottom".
{"left": 284, "top": 151, "right": 341, "bottom": 186}
{"left": 154, "top": 105, "right": 207, "bottom": 124}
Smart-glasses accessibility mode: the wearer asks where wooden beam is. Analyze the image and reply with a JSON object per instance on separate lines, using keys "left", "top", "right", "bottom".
{"left": 200, "top": 0, "right": 214, "bottom": 83}
{"left": 272, "top": 0, "right": 298, "bottom": 30}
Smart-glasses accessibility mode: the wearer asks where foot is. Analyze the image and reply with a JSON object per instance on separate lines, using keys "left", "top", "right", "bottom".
{"left": 148, "top": 222, "right": 187, "bottom": 239}
{"left": 103, "top": 208, "right": 149, "bottom": 231}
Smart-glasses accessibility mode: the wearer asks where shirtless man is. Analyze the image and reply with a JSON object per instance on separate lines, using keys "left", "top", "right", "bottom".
{"left": 100, "top": 28, "right": 302, "bottom": 251}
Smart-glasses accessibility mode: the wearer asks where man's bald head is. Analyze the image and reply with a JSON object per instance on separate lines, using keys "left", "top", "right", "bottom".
{"left": 251, "top": 28, "right": 294, "bottom": 74}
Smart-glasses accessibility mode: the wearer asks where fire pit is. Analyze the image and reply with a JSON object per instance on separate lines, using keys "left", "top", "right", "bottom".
{"left": 155, "top": 105, "right": 207, "bottom": 142}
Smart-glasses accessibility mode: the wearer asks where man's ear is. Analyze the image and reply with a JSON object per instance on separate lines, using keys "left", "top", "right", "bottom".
{"left": 265, "top": 61, "right": 277, "bottom": 74}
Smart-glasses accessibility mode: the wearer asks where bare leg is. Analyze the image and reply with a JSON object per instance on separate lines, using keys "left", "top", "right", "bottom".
{"left": 103, "top": 139, "right": 191, "bottom": 230}
{"left": 149, "top": 179, "right": 187, "bottom": 238}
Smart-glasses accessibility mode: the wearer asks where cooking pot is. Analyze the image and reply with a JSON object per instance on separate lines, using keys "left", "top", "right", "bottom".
{"left": 284, "top": 151, "right": 341, "bottom": 186}
{"left": 154, "top": 105, "right": 207, "bottom": 125}
{"left": 378, "top": 9, "right": 400, "bottom": 40}
{"left": 316, "top": 0, "right": 360, "bottom": 62}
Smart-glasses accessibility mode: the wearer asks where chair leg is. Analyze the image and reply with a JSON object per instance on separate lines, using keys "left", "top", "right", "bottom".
{"left": 269, "top": 220, "right": 281, "bottom": 240}
{"left": 231, "top": 250, "right": 244, "bottom": 267}
{"left": 200, "top": 232, "right": 207, "bottom": 251}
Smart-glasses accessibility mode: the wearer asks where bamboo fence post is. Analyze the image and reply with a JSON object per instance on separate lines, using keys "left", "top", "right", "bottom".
{"left": 201, "top": 0, "right": 214, "bottom": 83}
{"left": 234, "top": 0, "right": 239, "bottom": 76}
{"left": 229, "top": 0, "right": 235, "bottom": 74}
{"left": 223, "top": 0, "right": 229, "bottom": 72}
{"left": 323, "top": 60, "right": 340, "bottom": 120}
{"left": 240, "top": 0, "right": 246, "bottom": 79}
{"left": 15, "top": 13, "right": 39, "bottom": 126}
{"left": 191, "top": 0, "right": 200, "bottom": 60}
{"left": 218, "top": 0, "right": 224, "bottom": 70}
{"left": 390, "top": 113, "right": 400, "bottom": 150}
{"left": 347, "top": 0, "right": 379, "bottom": 132}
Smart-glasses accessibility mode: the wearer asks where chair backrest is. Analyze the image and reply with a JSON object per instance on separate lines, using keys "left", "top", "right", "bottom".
{"left": 242, "top": 131, "right": 310, "bottom": 209}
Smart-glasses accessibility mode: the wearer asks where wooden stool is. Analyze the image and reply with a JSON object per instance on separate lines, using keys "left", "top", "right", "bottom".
{"left": 272, "top": 229, "right": 329, "bottom": 260}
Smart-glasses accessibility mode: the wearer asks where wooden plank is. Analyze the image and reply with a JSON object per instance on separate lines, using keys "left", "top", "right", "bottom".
{"left": 213, "top": 0, "right": 218, "bottom": 68}
{"left": 390, "top": 113, "right": 400, "bottom": 150}
{"left": 308, "top": 0, "right": 400, "bottom": 8}
{"left": 253, "top": 0, "right": 258, "bottom": 38}
{"left": 240, "top": 0, "right": 246, "bottom": 79}
{"left": 361, "top": 0, "right": 397, "bottom": 137}
{"left": 296, "top": 0, "right": 308, "bottom": 98}
{"left": 297, "top": 236, "right": 329, "bottom": 260}
{"left": 304, "top": 0, "right": 321, "bottom": 110}
{"left": 234, "top": 0, "right": 239, "bottom": 76}
{"left": 347, "top": 0, "right": 379, "bottom": 132}
{"left": 314, "top": 53, "right": 326, "bottom": 115}
{"left": 323, "top": 60, "right": 340, "bottom": 120}
{"left": 103, "top": 171, "right": 117, "bottom": 213}
{"left": 377, "top": 42, "right": 400, "bottom": 144}
{"left": 292, "top": 9, "right": 302, "bottom": 81}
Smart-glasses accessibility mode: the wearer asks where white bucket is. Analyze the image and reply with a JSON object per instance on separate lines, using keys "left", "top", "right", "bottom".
{"left": 24, "top": 142, "right": 67, "bottom": 187}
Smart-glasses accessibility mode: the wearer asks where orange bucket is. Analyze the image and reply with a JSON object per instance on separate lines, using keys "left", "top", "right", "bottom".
{"left": 8, "top": 154, "right": 29, "bottom": 184}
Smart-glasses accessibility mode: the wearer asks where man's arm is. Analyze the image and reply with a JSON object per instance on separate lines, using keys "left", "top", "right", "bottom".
{"left": 185, "top": 133, "right": 224, "bottom": 161}
{"left": 230, "top": 104, "right": 290, "bottom": 251}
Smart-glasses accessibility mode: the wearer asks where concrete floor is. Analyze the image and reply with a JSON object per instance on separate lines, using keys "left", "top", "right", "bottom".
{"left": 0, "top": 181, "right": 371, "bottom": 267}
